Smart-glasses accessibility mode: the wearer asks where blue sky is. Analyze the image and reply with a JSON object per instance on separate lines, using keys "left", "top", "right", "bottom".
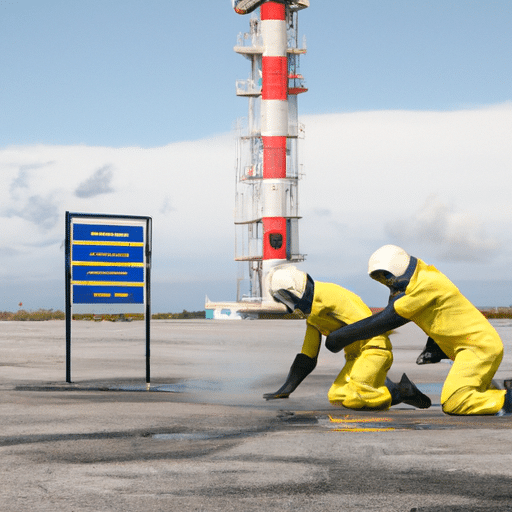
{"left": 2, "top": 1, "right": 510, "bottom": 147}
{"left": 1, "top": 1, "right": 511, "bottom": 312}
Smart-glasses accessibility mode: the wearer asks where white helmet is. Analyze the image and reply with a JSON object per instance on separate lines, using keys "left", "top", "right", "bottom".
{"left": 368, "top": 245, "right": 411, "bottom": 283}
{"left": 268, "top": 265, "right": 308, "bottom": 313}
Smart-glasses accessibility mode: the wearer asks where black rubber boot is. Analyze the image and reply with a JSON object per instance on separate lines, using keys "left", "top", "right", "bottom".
{"left": 504, "top": 389, "right": 512, "bottom": 413}
{"left": 385, "top": 377, "right": 402, "bottom": 406}
{"left": 416, "top": 337, "right": 449, "bottom": 365}
{"left": 386, "top": 373, "right": 431, "bottom": 409}
{"left": 398, "top": 373, "right": 431, "bottom": 409}
{"left": 497, "top": 387, "right": 512, "bottom": 416}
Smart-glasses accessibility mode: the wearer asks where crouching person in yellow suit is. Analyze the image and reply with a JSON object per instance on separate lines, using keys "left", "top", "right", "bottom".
{"left": 264, "top": 265, "right": 431, "bottom": 410}
{"left": 326, "top": 245, "right": 511, "bottom": 416}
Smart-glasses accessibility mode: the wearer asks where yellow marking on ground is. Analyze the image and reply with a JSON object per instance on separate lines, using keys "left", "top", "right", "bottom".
{"left": 328, "top": 415, "right": 393, "bottom": 423}
{"left": 328, "top": 415, "right": 395, "bottom": 432}
{"left": 331, "top": 427, "right": 396, "bottom": 432}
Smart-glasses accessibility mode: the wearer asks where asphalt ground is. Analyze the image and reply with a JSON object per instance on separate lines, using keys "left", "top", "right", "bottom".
{"left": 1, "top": 318, "right": 512, "bottom": 512}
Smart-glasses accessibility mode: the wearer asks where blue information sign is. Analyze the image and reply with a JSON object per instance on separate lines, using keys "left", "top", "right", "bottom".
{"left": 65, "top": 212, "right": 152, "bottom": 384}
{"left": 69, "top": 219, "right": 148, "bottom": 307}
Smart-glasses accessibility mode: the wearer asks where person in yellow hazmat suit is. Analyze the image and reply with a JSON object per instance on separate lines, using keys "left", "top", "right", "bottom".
{"left": 325, "top": 245, "right": 512, "bottom": 416}
{"left": 264, "top": 265, "right": 431, "bottom": 410}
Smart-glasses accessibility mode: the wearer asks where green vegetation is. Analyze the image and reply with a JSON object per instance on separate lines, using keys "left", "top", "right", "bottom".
{"left": 1, "top": 308, "right": 510, "bottom": 321}
{"left": 151, "top": 310, "right": 206, "bottom": 319}
{"left": 258, "top": 310, "right": 306, "bottom": 320}
{"left": 481, "top": 309, "right": 512, "bottom": 319}
{"left": 73, "top": 310, "right": 206, "bottom": 321}
{"left": 0, "top": 309, "right": 66, "bottom": 321}
{"left": 0, "top": 309, "right": 206, "bottom": 321}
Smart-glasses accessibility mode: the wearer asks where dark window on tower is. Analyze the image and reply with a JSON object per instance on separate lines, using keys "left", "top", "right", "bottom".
{"left": 269, "top": 233, "right": 283, "bottom": 250}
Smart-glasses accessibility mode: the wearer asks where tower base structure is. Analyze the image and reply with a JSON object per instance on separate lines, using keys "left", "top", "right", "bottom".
{"left": 205, "top": 296, "right": 287, "bottom": 320}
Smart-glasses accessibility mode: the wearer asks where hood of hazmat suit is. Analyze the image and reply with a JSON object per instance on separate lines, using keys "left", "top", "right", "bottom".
{"left": 368, "top": 244, "right": 417, "bottom": 297}
{"left": 268, "top": 265, "right": 315, "bottom": 315}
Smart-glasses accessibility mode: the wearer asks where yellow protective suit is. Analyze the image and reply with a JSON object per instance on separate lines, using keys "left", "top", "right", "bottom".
{"left": 301, "top": 281, "right": 393, "bottom": 410}
{"left": 393, "top": 259, "right": 506, "bottom": 415}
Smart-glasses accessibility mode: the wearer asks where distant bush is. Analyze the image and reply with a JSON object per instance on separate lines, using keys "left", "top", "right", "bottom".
{"left": 3, "top": 308, "right": 509, "bottom": 321}
{"left": 73, "top": 310, "right": 206, "bottom": 321}
{"left": 152, "top": 310, "right": 206, "bottom": 320}
{"left": 257, "top": 310, "right": 306, "bottom": 320}
{"left": 0, "top": 309, "right": 66, "bottom": 321}
{"left": 0, "top": 310, "right": 210, "bottom": 321}
{"left": 481, "top": 309, "right": 512, "bottom": 319}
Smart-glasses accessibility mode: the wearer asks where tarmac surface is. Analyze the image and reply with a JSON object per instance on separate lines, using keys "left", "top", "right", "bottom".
{"left": 1, "top": 318, "right": 512, "bottom": 512}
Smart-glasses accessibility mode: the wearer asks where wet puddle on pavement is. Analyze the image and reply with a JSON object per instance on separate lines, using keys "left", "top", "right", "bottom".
{"left": 111, "top": 379, "right": 252, "bottom": 393}
{"left": 153, "top": 433, "right": 222, "bottom": 441}
{"left": 280, "top": 411, "right": 455, "bottom": 432}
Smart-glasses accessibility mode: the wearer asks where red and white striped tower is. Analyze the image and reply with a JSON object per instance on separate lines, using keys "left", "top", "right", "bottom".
{"left": 205, "top": 0, "right": 308, "bottom": 317}
{"left": 231, "top": 0, "right": 308, "bottom": 309}
{"left": 260, "top": 1, "right": 290, "bottom": 299}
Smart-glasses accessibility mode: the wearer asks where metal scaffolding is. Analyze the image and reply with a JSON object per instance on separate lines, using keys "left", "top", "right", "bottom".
{"left": 233, "top": 6, "right": 307, "bottom": 303}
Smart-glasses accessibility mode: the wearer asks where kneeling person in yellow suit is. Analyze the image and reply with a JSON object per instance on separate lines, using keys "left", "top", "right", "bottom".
{"left": 265, "top": 265, "right": 431, "bottom": 410}
{"left": 325, "top": 245, "right": 512, "bottom": 416}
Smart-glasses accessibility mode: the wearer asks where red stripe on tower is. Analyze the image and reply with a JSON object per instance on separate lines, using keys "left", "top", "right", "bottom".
{"left": 263, "top": 217, "right": 287, "bottom": 260}
{"left": 260, "top": 1, "right": 286, "bottom": 20}
{"left": 262, "top": 56, "right": 287, "bottom": 100}
{"left": 260, "top": 1, "right": 288, "bottom": 262}
{"left": 262, "top": 136, "right": 286, "bottom": 179}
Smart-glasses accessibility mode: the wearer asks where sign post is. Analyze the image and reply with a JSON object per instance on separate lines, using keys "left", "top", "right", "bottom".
{"left": 65, "top": 212, "right": 152, "bottom": 384}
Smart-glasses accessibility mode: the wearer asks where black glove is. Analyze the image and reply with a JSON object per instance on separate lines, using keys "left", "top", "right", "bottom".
{"left": 326, "top": 301, "right": 409, "bottom": 353}
{"left": 263, "top": 353, "right": 317, "bottom": 400}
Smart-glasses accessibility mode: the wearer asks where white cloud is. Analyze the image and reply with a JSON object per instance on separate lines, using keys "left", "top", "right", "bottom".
{"left": 300, "top": 103, "right": 512, "bottom": 277}
{"left": 303, "top": 103, "right": 512, "bottom": 216}
{"left": 1, "top": 103, "right": 511, "bottom": 310}
{"left": 385, "top": 195, "right": 500, "bottom": 263}
{"left": 0, "top": 135, "right": 236, "bottom": 285}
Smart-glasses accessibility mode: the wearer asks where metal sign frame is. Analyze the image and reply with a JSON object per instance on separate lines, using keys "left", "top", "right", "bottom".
{"left": 65, "top": 212, "right": 152, "bottom": 384}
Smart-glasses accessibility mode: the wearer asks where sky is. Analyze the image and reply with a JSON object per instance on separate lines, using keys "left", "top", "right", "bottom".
{"left": 1, "top": 0, "right": 511, "bottom": 312}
